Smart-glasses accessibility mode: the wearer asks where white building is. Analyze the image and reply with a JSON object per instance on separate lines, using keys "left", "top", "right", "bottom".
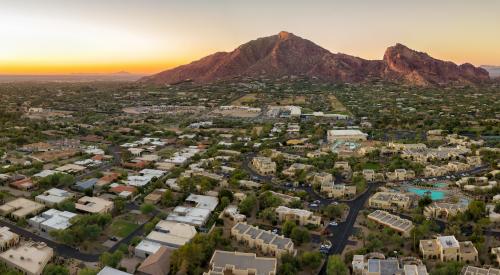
{"left": 327, "top": 129, "right": 368, "bottom": 143}
{"left": 29, "top": 209, "right": 77, "bottom": 232}
{"left": 35, "top": 188, "right": 73, "bottom": 206}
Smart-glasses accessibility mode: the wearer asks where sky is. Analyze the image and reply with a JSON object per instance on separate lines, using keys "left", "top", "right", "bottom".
{"left": 1, "top": 0, "right": 499, "bottom": 75}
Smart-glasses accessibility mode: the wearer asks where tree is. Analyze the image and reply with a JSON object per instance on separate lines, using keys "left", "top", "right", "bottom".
{"left": 239, "top": 194, "right": 257, "bottom": 216}
{"left": 100, "top": 250, "right": 123, "bottom": 268}
{"left": 290, "top": 227, "right": 310, "bottom": 245}
{"left": 323, "top": 204, "right": 344, "bottom": 220}
{"left": 258, "top": 207, "right": 277, "bottom": 223}
{"left": 220, "top": 197, "right": 230, "bottom": 209}
{"left": 282, "top": 220, "right": 297, "bottom": 237}
{"left": 465, "top": 200, "right": 486, "bottom": 222}
{"left": 418, "top": 195, "right": 433, "bottom": 208}
{"left": 42, "top": 264, "right": 70, "bottom": 275}
{"left": 140, "top": 203, "right": 155, "bottom": 215}
{"left": 430, "top": 261, "right": 463, "bottom": 275}
{"left": 161, "top": 189, "right": 175, "bottom": 207}
{"left": 78, "top": 268, "right": 98, "bottom": 275}
{"left": 300, "top": 251, "right": 323, "bottom": 269}
{"left": 326, "top": 255, "right": 349, "bottom": 275}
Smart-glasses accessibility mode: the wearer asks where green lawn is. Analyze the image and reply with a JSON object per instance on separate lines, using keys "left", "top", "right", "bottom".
{"left": 109, "top": 219, "right": 139, "bottom": 238}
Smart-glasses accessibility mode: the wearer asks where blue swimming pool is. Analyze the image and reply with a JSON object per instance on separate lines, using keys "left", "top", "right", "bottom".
{"left": 408, "top": 188, "right": 445, "bottom": 200}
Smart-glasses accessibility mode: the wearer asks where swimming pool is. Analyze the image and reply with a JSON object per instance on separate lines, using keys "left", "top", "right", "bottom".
{"left": 408, "top": 188, "right": 445, "bottom": 200}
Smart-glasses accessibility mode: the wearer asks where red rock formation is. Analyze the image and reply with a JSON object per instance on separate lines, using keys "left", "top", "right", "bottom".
{"left": 140, "top": 32, "right": 489, "bottom": 86}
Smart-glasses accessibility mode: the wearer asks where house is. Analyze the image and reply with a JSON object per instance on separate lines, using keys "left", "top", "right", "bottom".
{"left": 0, "top": 242, "right": 53, "bottom": 275}
{"left": 367, "top": 210, "right": 414, "bottom": 237}
{"left": 96, "top": 172, "right": 120, "bottom": 187}
{"left": 334, "top": 161, "right": 351, "bottom": 172}
{"left": 204, "top": 250, "right": 277, "bottom": 275}
{"left": 312, "top": 172, "right": 334, "bottom": 186}
{"left": 9, "top": 177, "right": 35, "bottom": 191}
{"left": 55, "top": 164, "right": 86, "bottom": 174}
{"left": 325, "top": 184, "right": 356, "bottom": 198}
{"left": 74, "top": 178, "right": 98, "bottom": 191}
{"left": 29, "top": 209, "right": 77, "bottom": 232}
{"left": 275, "top": 206, "right": 321, "bottom": 226}
{"left": 185, "top": 194, "right": 218, "bottom": 211}
{"left": 97, "top": 266, "right": 132, "bottom": 275}
{"left": 137, "top": 246, "right": 173, "bottom": 275}
{"left": 369, "top": 192, "right": 412, "bottom": 210}
{"left": 166, "top": 206, "right": 211, "bottom": 227}
{"left": 75, "top": 196, "right": 113, "bottom": 214}
{"left": 144, "top": 189, "right": 166, "bottom": 205}
{"left": 420, "top": 236, "right": 478, "bottom": 263}
{"left": 35, "top": 188, "right": 73, "bottom": 206}
{"left": 231, "top": 223, "right": 295, "bottom": 257}
{"left": 251, "top": 157, "right": 276, "bottom": 176}
{"left": 327, "top": 129, "right": 368, "bottom": 143}
{"left": 0, "top": 227, "right": 19, "bottom": 252}
{"left": 143, "top": 220, "right": 197, "bottom": 249}
{"left": 238, "top": 180, "right": 261, "bottom": 189}
{"left": 0, "top": 198, "right": 45, "bottom": 220}
{"left": 363, "top": 169, "right": 376, "bottom": 182}
{"left": 282, "top": 163, "right": 313, "bottom": 178}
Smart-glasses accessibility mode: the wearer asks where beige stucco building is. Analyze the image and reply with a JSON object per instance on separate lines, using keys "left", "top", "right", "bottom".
{"left": 275, "top": 206, "right": 321, "bottom": 226}
{"left": 0, "top": 242, "right": 53, "bottom": 275}
{"left": 231, "top": 223, "right": 295, "bottom": 257}
{"left": 251, "top": 157, "right": 276, "bottom": 176}
{"left": 204, "top": 250, "right": 277, "bottom": 275}
{"left": 368, "top": 192, "right": 412, "bottom": 210}
{"left": 420, "top": 236, "right": 478, "bottom": 263}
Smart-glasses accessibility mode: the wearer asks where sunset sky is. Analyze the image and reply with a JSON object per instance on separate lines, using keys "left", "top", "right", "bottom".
{"left": 1, "top": 0, "right": 499, "bottom": 75}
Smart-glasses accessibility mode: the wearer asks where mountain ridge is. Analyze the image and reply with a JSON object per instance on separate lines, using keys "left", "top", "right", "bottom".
{"left": 140, "top": 31, "right": 490, "bottom": 86}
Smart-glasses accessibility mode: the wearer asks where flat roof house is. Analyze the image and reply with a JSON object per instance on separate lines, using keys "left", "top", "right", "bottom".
{"left": 137, "top": 246, "right": 173, "bottom": 275}
{"left": 420, "top": 235, "right": 478, "bottom": 263}
{"left": 145, "top": 220, "right": 197, "bottom": 249}
{"left": 369, "top": 192, "right": 412, "bottom": 210}
{"left": 275, "top": 206, "right": 321, "bottom": 226}
{"left": 166, "top": 206, "right": 211, "bottom": 227}
{"left": 204, "top": 250, "right": 277, "bottom": 275}
{"left": 0, "top": 198, "right": 45, "bottom": 220}
{"left": 74, "top": 178, "right": 98, "bottom": 191}
{"left": 35, "top": 188, "right": 73, "bottom": 206}
{"left": 29, "top": 209, "right": 77, "bottom": 232}
{"left": 0, "top": 242, "right": 53, "bottom": 275}
{"left": 0, "top": 227, "right": 19, "bottom": 252}
{"left": 75, "top": 196, "right": 113, "bottom": 214}
{"left": 251, "top": 157, "right": 276, "bottom": 176}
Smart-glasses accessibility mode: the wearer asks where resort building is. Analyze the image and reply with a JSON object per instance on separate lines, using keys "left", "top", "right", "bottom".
{"left": 275, "top": 206, "right": 321, "bottom": 226}
{"left": 75, "top": 196, "right": 113, "bottom": 214}
{"left": 311, "top": 172, "right": 334, "bottom": 186}
{"left": 0, "top": 198, "right": 45, "bottom": 220}
{"left": 352, "top": 255, "right": 428, "bottom": 275}
{"left": 368, "top": 192, "right": 412, "bottom": 210}
{"left": 362, "top": 169, "right": 376, "bottom": 182}
{"left": 420, "top": 236, "right": 478, "bottom": 263}
{"left": 0, "top": 227, "right": 19, "bottom": 252}
{"left": 0, "top": 242, "right": 53, "bottom": 275}
{"left": 35, "top": 188, "right": 74, "bottom": 206}
{"left": 282, "top": 163, "right": 313, "bottom": 178}
{"left": 424, "top": 202, "right": 467, "bottom": 219}
{"left": 367, "top": 210, "right": 414, "bottom": 237}
{"left": 231, "top": 223, "right": 295, "bottom": 257}
{"left": 385, "top": 169, "right": 415, "bottom": 181}
{"left": 324, "top": 184, "right": 356, "bottom": 198}
{"left": 204, "top": 250, "right": 277, "bottom": 275}
{"left": 334, "top": 161, "right": 351, "bottom": 172}
{"left": 251, "top": 157, "right": 276, "bottom": 176}
{"left": 424, "top": 165, "right": 449, "bottom": 177}
{"left": 327, "top": 129, "right": 368, "bottom": 143}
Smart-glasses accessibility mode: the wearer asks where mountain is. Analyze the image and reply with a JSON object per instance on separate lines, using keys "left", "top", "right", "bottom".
{"left": 140, "top": 31, "right": 490, "bottom": 86}
{"left": 481, "top": 65, "right": 500, "bottom": 78}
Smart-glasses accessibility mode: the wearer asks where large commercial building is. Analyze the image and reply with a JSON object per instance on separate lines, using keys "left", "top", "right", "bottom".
{"left": 204, "top": 250, "right": 277, "bottom": 275}
{"left": 327, "top": 129, "right": 368, "bottom": 143}
{"left": 231, "top": 223, "right": 295, "bottom": 257}
{"left": 420, "top": 236, "right": 478, "bottom": 263}
{"left": 0, "top": 242, "right": 53, "bottom": 275}
{"left": 275, "top": 206, "right": 321, "bottom": 226}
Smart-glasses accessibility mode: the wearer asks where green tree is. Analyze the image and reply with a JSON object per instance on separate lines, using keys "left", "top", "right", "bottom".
{"left": 430, "top": 261, "right": 463, "bottom": 275}
{"left": 282, "top": 220, "right": 297, "bottom": 237}
{"left": 238, "top": 194, "right": 257, "bottom": 216}
{"left": 100, "top": 250, "right": 123, "bottom": 268}
{"left": 300, "top": 251, "right": 323, "bottom": 269}
{"left": 326, "top": 255, "right": 349, "bottom": 275}
{"left": 42, "top": 264, "right": 70, "bottom": 275}
{"left": 140, "top": 203, "right": 156, "bottom": 215}
{"left": 78, "top": 268, "right": 98, "bottom": 275}
{"left": 290, "top": 227, "right": 310, "bottom": 245}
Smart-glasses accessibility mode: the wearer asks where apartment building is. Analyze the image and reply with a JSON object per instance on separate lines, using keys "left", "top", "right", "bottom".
{"left": 251, "top": 157, "right": 276, "bottom": 176}
{"left": 352, "top": 255, "right": 428, "bottom": 275}
{"left": 231, "top": 223, "right": 295, "bottom": 257}
{"left": 324, "top": 184, "right": 356, "bottom": 198}
{"left": 312, "top": 172, "right": 334, "bottom": 186}
{"left": 204, "top": 250, "right": 277, "bottom": 275}
{"left": 420, "top": 236, "right": 478, "bottom": 263}
{"left": 282, "top": 163, "right": 313, "bottom": 178}
{"left": 367, "top": 210, "right": 414, "bottom": 237}
{"left": 369, "top": 192, "right": 412, "bottom": 210}
{"left": 275, "top": 206, "right": 321, "bottom": 226}
{"left": 424, "top": 165, "right": 449, "bottom": 177}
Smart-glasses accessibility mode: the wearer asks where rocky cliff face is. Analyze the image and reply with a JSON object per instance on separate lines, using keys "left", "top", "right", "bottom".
{"left": 140, "top": 31, "right": 490, "bottom": 86}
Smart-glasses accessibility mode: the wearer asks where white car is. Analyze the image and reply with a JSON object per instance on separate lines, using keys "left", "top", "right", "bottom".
{"left": 329, "top": 221, "right": 338, "bottom": 226}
